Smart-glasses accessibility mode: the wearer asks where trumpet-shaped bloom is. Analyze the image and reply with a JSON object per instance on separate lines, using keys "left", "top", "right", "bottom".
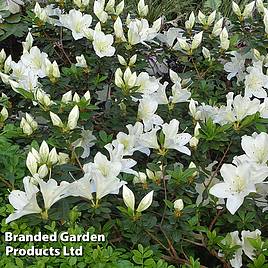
{"left": 92, "top": 31, "right": 115, "bottom": 58}
{"left": 59, "top": 9, "right": 92, "bottom": 40}
{"left": 162, "top": 119, "right": 192, "bottom": 155}
{"left": 6, "top": 177, "right": 41, "bottom": 223}
{"left": 241, "top": 132, "right": 268, "bottom": 164}
{"left": 209, "top": 163, "right": 268, "bottom": 214}
{"left": 38, "top": 178, "right": 70, "bottom": 210}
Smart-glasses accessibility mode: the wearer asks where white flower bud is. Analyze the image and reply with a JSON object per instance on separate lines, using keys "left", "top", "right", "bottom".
{"left": 185, "top": 11, "right": 195, "bottom": 30}
{"left": 137, "top": 0, "right": 148, "bottom": 17}
{"left": 124, "top": 67, "right": 137, "bottom": 88}
{"left": 4, "top": 55, "right": 12, "bottom": 73}
{"left": 177, "top": 38, "right": 190, "bottom": 51}
{"left": 117, "top": 55, "right": 127, "bottom": 66}
{"left": 129, "top": 54, "right": 137, "bottom": 66}
{"left": 115, "top": 68, "right": 124, "bottom": 88}
{"left": 136, "top": 190, "right": 154, "bottom": 212}
{"left": 256, "top": 0, "right": 264, "bottom": 13}
{"left": 198, "top": 10, "right": 206, "bottom": 25}
{"left": 38, "top": 164, "right": 49, "bottom": 178}
{"left": 50, "top": 112, "right": 64, "bottom": 128}
{"left": 73, "top": 93, "right": 81, "bottom": 103}
{"left": 115, "top": 0, "right": 124, "bottom": 15}
{"left": 105, "top": 0, "right": 115, "bottom": 13}
{"left": 75, "top": 55, "right": 88, "bottom": 68}
{"left": 207, "top": 11, "right": 216, "bottom": 26}
{"left": 83, "top": 91, "right": 91, "bottom": 101}
{"left": 243, "top": 2, "right": 255, "bottom": 18}
{"left": 220, "top": 28, "right": 230, "bottom": 50}
{"left": 191, "top": 31, "right": 203, "bottom": 50}
{"left": 26, "top": 152, "right": 38, "bottom": 175}
{"left": 133, "top": 172, "right": 147, "bottom": 184}
{"left": 122, "top": 185, "right": 135, "bottom": 211}
{"left": 39, "top": 141, "right": 50, "bottom": 163}
{"left": 0, "top": 107, "right": 8, "bottom": 122}
{"left": 62, "top": 91, "right": 73, "bottom": 103}
{"left": 212, "top": 18, "right": 223, "bottom": 37}
{"left": 58, "top": 153, "right": 69, "bottom": 165}
{"left": 202, "top": 47, "right": 211, "bottom": 59}
{"left": 174, "top": 199, "right": 184, "bottom": 210}
{"left": 67, "top": 105, "right": 79, "bottom": 130}
{"left": 0, "top": 49, "right": 6, "bottom": 64}
{"left": 48, "top": 148, "right": 58, "bottom": 165}
{"left": 232, "top": 1, "right": 241, "bottom": 16}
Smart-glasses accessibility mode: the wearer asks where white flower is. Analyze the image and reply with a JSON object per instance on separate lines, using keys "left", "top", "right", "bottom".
{"left": 137, "top": 97, "right": 163, "bottom": 131}
{"left": 210, "top": 163, "right": 268, "bottom": 214}
{"left": 6, "top": 177, "right": 41, "bottom": 223}
{"left": 241, "top": 229, "right": 261, "bottom": 260}
{"left": 212, "top": 18, "right": 223, "bottom": 37}
{"left": 38, "top": 178, "right": 70, "bottom": 210}
{"left": 174, "top": 199, "right": 184, "bottom": 210}
{"left": 162, "top": 119, "right": 192, "bottom": 155}
{"left": 92, "top": 31, "right": 115, "bottom": 58}
{"left": 21, "top": 47, "right": 48, "bottom": 78}
{"left": 224, "top": 52, "right": 246, "bottom": 81}
{"left": 139, "top": 126, "right": 160, "bottom": 150}
{"left": 221, "top": 231, "right": 243, "bottom": 268}
{"left": 72, "top": 130, "right": 96, "bottom": 158}
{"left": 59, "top": 9, "right": 92, "bottom": 40}
{"left": 68, "top": 176, "right": 94, "bottom": 201}
{"left": 241, "top": 132, "right": 268, "bottom": 164}
{"left": 75, "top": 54, "right": 88, "bottom": 68}
{"left": 245, "top": 63, "right": 268, "bottom": 98}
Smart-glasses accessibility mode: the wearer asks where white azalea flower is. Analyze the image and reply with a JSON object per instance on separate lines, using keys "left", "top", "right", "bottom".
{"left": 241, "top": 229, "right": 262, "bottom": 260}
{"left": 38, "top": 178, "right": 70, "bottom": 210}
{"left": 72, "top": 130, "right": 96, "bottom": 158}
{"left": 224, "top": 51, "right": 246, "bottom": 81}
{"left": 92, "top": 31, "right": 115, "bottom": 58}
{"left": 245, "top": 62, "right": 268, "bottom": 98}
{"left": 59, "top": 9, "right": 92, "bottom": 40}
{"left": 6, "top": 177, "right": 41, "bottom": 223}
{"left": 210, "top": 163, "right": 268, "bottom": 214}
{"left": 137, "top": 97, "right": 163, "bottom": 131}
{"left": 241, "top": 132, "right": 268, "bottom": 164}
{"left": 162, "top": 119, "right": 192, "bottom": 155}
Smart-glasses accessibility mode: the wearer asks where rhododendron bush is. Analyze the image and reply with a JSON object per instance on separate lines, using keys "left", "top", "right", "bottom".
{"left": 1, "top": 0, "right": 268, "bottom": 267}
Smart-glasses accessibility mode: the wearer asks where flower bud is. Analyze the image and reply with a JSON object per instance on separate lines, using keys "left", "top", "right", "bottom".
{"left": 185, "top": 11, "right": 195, "bottom": 30}
{"left": 212, "top": 18, "right": 223, "bottom": 37}
{"left": 48, "top": 148, "right": 58, "bottom": 165}
{"left": 220, "top": 28, "right": 229, "bottom": 50}
{"left": 73, "top": 93, "right": 81, "bottom": 103}
{"left": 137, "top": 0, "right": 148, "bottom": 17}
{"left": 0, "top": 49, "right": 6, "bottom": 64}
{"left": 39, "top": 141, "right": 50, "bottom": 163}
{"left": 232, "top": 1, "right": 241, "bottom": 16}
{"left": 174, "top": 199, "right": 184, "bottom": 211}
{"left": 122, "top": 185, "right": 135, "bottom": 211}
{"left": 129, "top": 54, "right": 137, "bottom": 66}
{"left": 207, "top": 11, "right": 216, "bottom": 26}
{"left": 136, "top": 190, "right": 154, "bottom": 212}
{"left": 75, "top": 55, "right": 88, "bottom": 68}
{"left": 67, "top": 105, "right": 79, "bottom": 130}
{"left": 58, "top": 153, "right": 69, "bottom": 165}
{"left": 117, "top": 55, "right": 127, "bottom": 66}
{"left": 202, "top": 47, "right": 211, "bottom": 60}
{"left": 115, "top": 0, "right": 124, "bottom": 15}
{"left": 115, "top": 68, "right": 124, "bottom": 88}
{"left": 62, "top": 91, "right": 73, "bottom": 103}
{"left": 191, "top": 31, "right": 203, "bottom": 50}
{"left": 50, "top": 112, "right": 64, "bottom": 128}
{"left": 26, "top": 152, "right": 38, "bottom": 175}
{"left": 133, "top": 172, "right": 147, "bottom": 184}
{"left": 243, "top": 2, "right": 255, "bottom": 18}
{"left": 177, "top": 38, "right": 190, "bottom": 52}
{"left": 38, "top": 164, "right": 49, "bottom": 178}
{"left": 198, "top": 10, "right": 206, "bottom": 25}
{"left": 0, "top": 107, "right": 8, "bottom": 122}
